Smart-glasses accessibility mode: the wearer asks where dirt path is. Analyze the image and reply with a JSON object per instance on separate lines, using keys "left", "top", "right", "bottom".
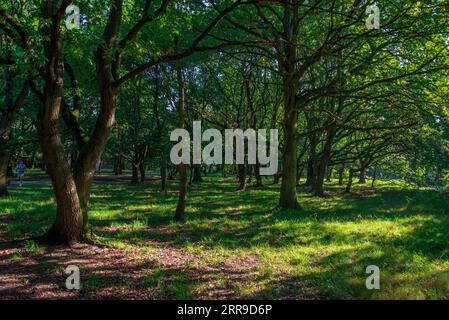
{"left": 8, "top": 174, "right": 160, "bottom": 188}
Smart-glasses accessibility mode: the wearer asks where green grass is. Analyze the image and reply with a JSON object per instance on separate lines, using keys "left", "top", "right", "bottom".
{"left": 1, "top": 173, "right": 448, "bottom": 299}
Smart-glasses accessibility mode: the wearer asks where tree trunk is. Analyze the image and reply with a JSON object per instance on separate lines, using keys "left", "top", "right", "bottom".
{"left": 305, "top": 156, "right": 315, "bottom": 187}
{"left": 131, "top": 163, "right": 139, "bottom": 184}
{"left": 152, "top": 67, "right": 167, "bottom": 194}
{"left": 371, "top": 168, "right": 377, "bottom": 188}
{"left": 278, "top": 2, "right": 300, "bottom": 209}
{"left": 189, "top": 165, "right": 194, "bottom": 183}
{"left": 72, "top": 81, "right": 119, "bottom": 236}
{"left": 39, "top": 81, "right": 83, "bottom": 243}
{"left": 1, "top": 60, "right": 13, "bottom": 197}
{"left": 311, "top": 152, "right": 327, "bottom": 197}
{"left": 345, "top": 170, "right": 354, "bottom": 193}
{"left": 175, "top": 163, "right": 187, "bottom": 221}
{"left": 312, "top": 128, "right": 335, "bottom": 197}
{"left": 254, "top": 162, "right": 263, "bottom": 187}
{"left": 174, "top": 64, "right": 187, "bottom": 221}
{"left": 237, "top": 164, "right": 246, "bottom": 190}
{"left": 7, "top": 159, "right": 13, "bottom": 177}
{"left": 246, "top": 164, "right": 252, "bottom": 183}
{"left": 140, "top": 163, "right": 146, "bottom": 183}
{"left": 113, "top": 156, "right": 123, "bottom": 175}
{"left": 192, "top": 164, "right": 202, "bottom": 182}
{"left": 296, "top": 163, "right": 304, "bottom": 185}
{"left": 0, "top": 51, "right": 26, "bottom": 196}
{"left": 326, "top": 166, "right": 333, "bottom": 182}
{"left": 168, "top": 166, "right": 176, "bottom": 180}
{"left": 30, "top": 150, "right": 37, "bottom": 169}
{"left": 313, "top": 163, "right": 326, "bottom": 197}
{"left": 113, "top": 156, "right": 120, "bottom": 175}
{"left": 160, "top": 153, "right": 167, "bottom": 194}
{"left": 38, "top": 13, "right": 84, "bottom": 243}
{"left": 70, "top": 0, "right": 124, "bottom": 237}
{"left": 36, "top": 2, "right": 124, "bottom": 243}
{"left": 0, "top": 149, "right": 9, "bottom": 196}
{"left": 358, "top": 168, "right": 366, "bottom": 184}
{"left": 338, "top": 164, "right": 345, "bottom": 186}
{"left": 279, "top": 107, "right": 299, "bottom": 208}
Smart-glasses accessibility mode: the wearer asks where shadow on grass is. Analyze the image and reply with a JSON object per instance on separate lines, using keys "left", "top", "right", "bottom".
{"left": 0, "top": 239, "right": 264, "bottom": 299}
{"left": 2, "top": 178, "right": 448, "bottom": 250}
{"left": 1, "top": 176, "right": 449, "bottom": 299}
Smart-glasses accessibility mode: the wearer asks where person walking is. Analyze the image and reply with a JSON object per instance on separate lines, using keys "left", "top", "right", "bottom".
{"left": 17, "top": 160, "right": 26, "bottom": 187}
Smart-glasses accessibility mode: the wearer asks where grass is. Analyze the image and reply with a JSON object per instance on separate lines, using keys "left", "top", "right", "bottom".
{"left": 1, "top": 172, "right": 449, "bottom": 299}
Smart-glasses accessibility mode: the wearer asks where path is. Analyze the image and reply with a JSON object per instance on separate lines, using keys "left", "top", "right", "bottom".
{"left": 8, "top": 173, "right": 161, "bottom": 188}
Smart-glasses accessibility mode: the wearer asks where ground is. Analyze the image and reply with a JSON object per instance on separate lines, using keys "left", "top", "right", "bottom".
{"left": 1, "top": 170, "right": 448, "bottom": 299}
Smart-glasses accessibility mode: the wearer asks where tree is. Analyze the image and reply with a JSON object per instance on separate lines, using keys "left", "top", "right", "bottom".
{"left": 1, "top": 0, "right": 261, "bottom": 243}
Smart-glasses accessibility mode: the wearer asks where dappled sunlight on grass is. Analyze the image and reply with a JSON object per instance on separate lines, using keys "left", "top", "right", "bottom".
{"left": 1, "top": 175, "right": 448, "bottom": 299}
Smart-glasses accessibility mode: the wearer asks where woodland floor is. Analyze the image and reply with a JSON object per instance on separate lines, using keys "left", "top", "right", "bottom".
{"left": 1, "top": 170, "right": 449, "bottom": 299}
